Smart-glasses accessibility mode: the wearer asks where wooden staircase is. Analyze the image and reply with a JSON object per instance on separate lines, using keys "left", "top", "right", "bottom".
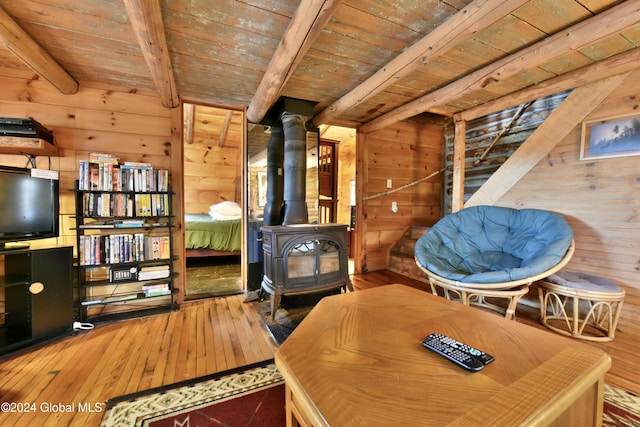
{"left": 387, "top": 226, "right": 431, "bottom": 286}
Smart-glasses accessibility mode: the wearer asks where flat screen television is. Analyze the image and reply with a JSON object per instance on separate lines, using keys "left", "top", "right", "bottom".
{"left": 0, "top": 166, "right": 60, "bottom": 250}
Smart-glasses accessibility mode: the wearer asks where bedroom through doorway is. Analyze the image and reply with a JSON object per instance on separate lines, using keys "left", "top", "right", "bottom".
{"left": 182, "top": 103, "right": 245, "bottom": 299}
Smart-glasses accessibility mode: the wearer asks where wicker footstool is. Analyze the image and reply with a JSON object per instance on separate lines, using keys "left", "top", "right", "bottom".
{"left": 538, "top": 271, "right": 625, "bottom": 342}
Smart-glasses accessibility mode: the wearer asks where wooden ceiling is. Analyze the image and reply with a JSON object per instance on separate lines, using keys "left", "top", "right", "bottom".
{"left": 0, "top": 0, "right": 639, "bottom": 133}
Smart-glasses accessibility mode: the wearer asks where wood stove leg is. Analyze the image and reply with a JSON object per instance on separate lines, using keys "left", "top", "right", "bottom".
{"left": 271, "top": 293, "right": 282, "bottom": 321}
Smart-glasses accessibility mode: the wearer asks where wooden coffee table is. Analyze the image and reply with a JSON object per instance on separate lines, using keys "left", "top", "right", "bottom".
{"left": 275, "top": 284, "right": 611, "bottom": 426}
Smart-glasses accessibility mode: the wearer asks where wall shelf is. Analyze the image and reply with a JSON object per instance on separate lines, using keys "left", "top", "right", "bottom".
{"left": 0, "top": 136, "right": 57, "bottom": 156}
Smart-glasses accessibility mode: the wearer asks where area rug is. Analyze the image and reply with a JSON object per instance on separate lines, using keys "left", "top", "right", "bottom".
{"left": 101, "top": 361, "right": 640, "bottom": 426}
{"left": 100, "top": 361, "right": 284, "bottom": 427}
{"left": 603, "top": 383, "right": 640, "bottom": 426}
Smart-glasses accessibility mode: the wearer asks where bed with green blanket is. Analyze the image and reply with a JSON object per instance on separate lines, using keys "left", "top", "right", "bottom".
{"left": 185, "top": 213, "right": 241, "bottom": 257}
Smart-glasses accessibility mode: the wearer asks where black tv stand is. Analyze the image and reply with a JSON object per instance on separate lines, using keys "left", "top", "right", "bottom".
{"left": 0, "top": 242, "right": 31, "bottom": 251}
{"left": 0, "top": 246, "right": 73, "bottom": 356}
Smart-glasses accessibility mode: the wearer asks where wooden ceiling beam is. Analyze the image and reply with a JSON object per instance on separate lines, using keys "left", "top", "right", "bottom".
{"left": 246, "top": 0, "right": 342, "bottom": 124}
{"left": 183, "top": 103, "right": 194, "bottom": 145}
{"left": 218, "top": 111, "right": 233, "bottom": 148}
{"left": 312, "top": 0, "right": 529, "bottom": 127}
{"left": 124, "top": 0, "right": 179, "bottom": 109}
{"left": 459, "top": 47, "right": 640, "bottom": 122}
{"left": 0, "top": 5, "right": 78, "bottom": 95}
{"left": 360, "top": 0, "right": 640, "bottom": 134}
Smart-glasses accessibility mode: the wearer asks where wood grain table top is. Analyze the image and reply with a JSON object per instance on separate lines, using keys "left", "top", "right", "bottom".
{"left": 275, "top": 284, "right": 611, "bottom": 426}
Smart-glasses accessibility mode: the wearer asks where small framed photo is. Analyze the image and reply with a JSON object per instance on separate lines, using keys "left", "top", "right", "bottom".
{"left": 257, "top": 171, "right": 267, "bottom": 207}
{"left": 580, "top": 113, "right": 640, "bottom": 160}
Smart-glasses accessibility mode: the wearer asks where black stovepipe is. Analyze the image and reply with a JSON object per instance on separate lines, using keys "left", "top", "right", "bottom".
{"left": 262, "top": 126, "right": 284, "bottom": 226}
{"left": 281, "top": 114, "right": 308, "bottom": 225}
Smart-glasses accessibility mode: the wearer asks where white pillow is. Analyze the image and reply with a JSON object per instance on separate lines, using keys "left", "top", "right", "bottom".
{"left": 209, "top": 211, "right": 241, "bottom": 220}
{"left": 209, "top": 201, "right": 242, "bottom": 218}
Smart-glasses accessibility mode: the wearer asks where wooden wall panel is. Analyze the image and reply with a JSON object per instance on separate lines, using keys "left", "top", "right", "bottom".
{"left": 335, "top": 128, "right": 356, "bottom": 227}
{"left": 497, "top": 71, "right": 640, "bottom": 338}
{"left": 358, "top": 121, "right": 443, "bottom": 272}
{"left": 0, "top": 69, "right": 181, "bottom": 307}
{"left": 183, "top": 105, "right": 243, "bottom": 214}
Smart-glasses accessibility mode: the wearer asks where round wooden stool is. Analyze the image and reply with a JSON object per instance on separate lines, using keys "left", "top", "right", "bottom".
{"left": 538, "top": 271, "right": 625, "bottom": 342}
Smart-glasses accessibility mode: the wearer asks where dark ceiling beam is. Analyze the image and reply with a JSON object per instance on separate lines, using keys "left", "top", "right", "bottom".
{"left": 460, "top": 47, "right": 640, "bottom": 122}
{"left": 246, "top": 0, "right": 342, "bottom": 124}
{"left": 360, "top": 0, "right": 640, "bottom": 133}
{"left": 124, "top": 0, "right": 180, "bottom": 109}
{"left": 312, "top": 0, "right": 529, "bottom": 127}
{"left": 0, "top": 5, "right": 78, "bottom": 95}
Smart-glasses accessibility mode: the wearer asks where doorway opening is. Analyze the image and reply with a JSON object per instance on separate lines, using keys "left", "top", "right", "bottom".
{"left": 182, "top": 103, "right": 244, "bottom": 299}
{"left": 318, "top": 125, "right": 356, "bottom": 271}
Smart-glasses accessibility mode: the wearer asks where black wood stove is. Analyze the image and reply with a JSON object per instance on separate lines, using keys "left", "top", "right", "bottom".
{"left": 259, "top": 104, "right": 352, "bottom": 319}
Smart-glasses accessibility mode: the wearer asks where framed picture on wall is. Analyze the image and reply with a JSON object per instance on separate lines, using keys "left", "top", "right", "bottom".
{"left": 257, "top": 171, "right": 267, "bottom": 207}
{"left": 580, "top": 112, "right": 640, "bottom": 160}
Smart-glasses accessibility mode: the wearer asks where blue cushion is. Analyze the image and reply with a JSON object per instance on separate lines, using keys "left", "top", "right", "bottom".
{"left": 415, "top": 206, "right": 573, "bottom": 284}
{"left": 545, "top": 271, "right": 622, "bottom": 293}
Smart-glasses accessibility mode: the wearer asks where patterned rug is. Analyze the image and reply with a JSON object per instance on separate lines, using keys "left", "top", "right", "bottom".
{"left": 101, "top": 361, "right": 640, "bottom": 426}
{"left": 603, "top": 383, "right": 640, "bottom": 426}
{"left": 101, "top": 361, "right": 284, "bottom": 427}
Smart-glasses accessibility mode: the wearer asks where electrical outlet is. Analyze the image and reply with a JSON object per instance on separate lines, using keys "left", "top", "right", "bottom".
{"left": 387, "top": 178, "right": 392, "bottom": 189}
{"left": 392, "top": 201, "right": 398, "bottom": 213}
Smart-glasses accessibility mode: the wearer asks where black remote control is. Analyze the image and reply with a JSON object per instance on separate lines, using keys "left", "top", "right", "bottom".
{"left": 422, "top": 333, "right": 495, "bottom": 372}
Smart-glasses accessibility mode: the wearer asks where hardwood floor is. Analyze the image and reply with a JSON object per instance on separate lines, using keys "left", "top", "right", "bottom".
{"left": 185, "top": 255, "right": 243, "bottom": 297}
{"left": 0, "top": 270, "right": 638, "bottom": 426}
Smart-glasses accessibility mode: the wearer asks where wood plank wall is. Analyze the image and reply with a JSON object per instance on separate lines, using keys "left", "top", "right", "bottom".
{"left": 443, "top": 92, "right": 570, "bottom": 213}
{"left": 0, "top": 69, "right": 182, "bottom": 310}
{"left": 492, "top": 72, "right": 640, "bottom": 338}
{"left": 357, "top": 121, "right": 443, "bottom": 272}
{"left": 335, "top": 127, "right": 356, "bottom": 227}
{"left": 183, "top": 106, "right": 243, "bottom": 214}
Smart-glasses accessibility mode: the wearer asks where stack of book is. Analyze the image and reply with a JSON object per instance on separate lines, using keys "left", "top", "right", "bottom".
{"left": 138, "top": 264, "right": 171, "bottom": 281}
{"left": 142, "top": 283, "right": 171, "bottom": 297}
{"left": 78, "top": 152, "right": 169, "bottom": 192}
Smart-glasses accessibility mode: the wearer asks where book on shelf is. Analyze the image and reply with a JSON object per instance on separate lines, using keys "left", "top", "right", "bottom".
{"left": 81, "top": 192, "right": 168, "bottom": 217}
{"left": 79, "top": 219, "right": 153, "bottom": 229}
{"left": 78, "top": 154, "right": 169, "bottom": 192}
{"left": 102, "top": 294, "right": 141, "bottom": 303}
{"left": 140, "top": 264, "right": 170, "bottom": 271}
{"left": 145, "top": 236, "right": 171, "bottom": 260}
{"left": 89, "top": 152, "right": 119, "bottom": 163}
{"left": 79, "top": 222, "right": 115, "bottom": 229}
{"left": 81, "top": 293, "right": 142, "bottom": 306}
{"left": 142, "top": 283, "right": 171, "bottom": 297}
{"left": 138, "top": 265, "right": 171, "bottom": 281}
{"left": 116, "top": 219, "right": 145, "bottom": 227}
{"left": 82, "top": 192, "right": 134, "bottom": 217}
{"left": 78, "top": 234, "right": 171, "bottom": 266}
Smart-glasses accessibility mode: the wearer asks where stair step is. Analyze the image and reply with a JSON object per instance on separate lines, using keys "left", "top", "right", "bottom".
{"left": 410, "top": 226, "right": 431, "bottom": 240}
{"left": 392, "top": 239, "right": 418, "bottom": 256}
{"left": 387, "top": 263, "right": 430, "bottom": 287}
{"left": 388, "top": 225, "right": 433, "bottom": 280}
{"left": 389, "top": 252, "right": 422, "bottom": 277}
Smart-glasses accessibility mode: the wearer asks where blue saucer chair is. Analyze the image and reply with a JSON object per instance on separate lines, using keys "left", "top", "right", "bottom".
{"left": 415, "top": 205, "right": 574, "bottom": 319}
